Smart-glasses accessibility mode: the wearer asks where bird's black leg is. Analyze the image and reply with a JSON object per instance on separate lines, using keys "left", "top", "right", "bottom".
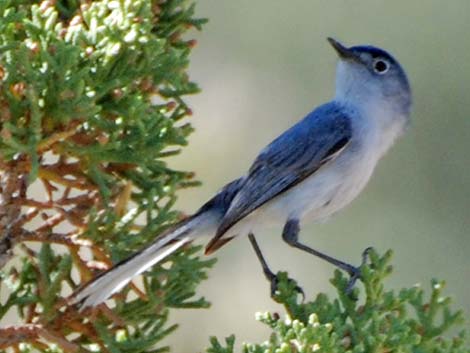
{"left": 248, "top": 233, "right": 304, "bottom": 299}
{"left": 248, "top": 233, "right": 277, "bottom": 296}
{"left": 282, "top": 219, "right": 371, "bottom": 293}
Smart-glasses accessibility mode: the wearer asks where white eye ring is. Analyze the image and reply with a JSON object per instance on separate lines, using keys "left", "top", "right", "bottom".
{"left": 373, "top": 59, "right": 389, "bottom": 74}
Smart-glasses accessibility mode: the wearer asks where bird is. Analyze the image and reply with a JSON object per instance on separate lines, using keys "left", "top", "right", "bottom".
{"left": 70, "top": 38, "right": 412, "bottom": 309}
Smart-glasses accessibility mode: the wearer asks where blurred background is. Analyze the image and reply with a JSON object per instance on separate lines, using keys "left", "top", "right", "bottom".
{"left": 166, "top": 0, "right": 470, "bottom": 351}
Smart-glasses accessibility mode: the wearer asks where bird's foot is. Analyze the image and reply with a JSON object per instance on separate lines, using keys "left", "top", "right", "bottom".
{"left": 345, "top": 247, "right": 373, "bottom": 295}
{"left": 266, "top": 271, "right": 305, "bottom": 301}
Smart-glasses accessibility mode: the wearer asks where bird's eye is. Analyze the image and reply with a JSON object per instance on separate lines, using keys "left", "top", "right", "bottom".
{"left": 373, "top": 59, "right": 389, "bottom": 74}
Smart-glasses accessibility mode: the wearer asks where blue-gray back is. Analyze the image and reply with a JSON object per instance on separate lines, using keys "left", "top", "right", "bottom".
{"left": 206, "top": 102, "right": 353, "bottom": 251}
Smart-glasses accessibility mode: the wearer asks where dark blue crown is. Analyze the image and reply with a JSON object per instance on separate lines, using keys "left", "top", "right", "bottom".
{"left": 350, "top": 45, "right": 398, "bottom": 64}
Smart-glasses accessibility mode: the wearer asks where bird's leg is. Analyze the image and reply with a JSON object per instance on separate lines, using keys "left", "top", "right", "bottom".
{"left": 248, "top": 233, "right": 304, "bottom": 299}
{"left": 248, "top": 233, "right": 277, "bottom": 296}
{"left": 282, "top": 219, "right": 371, "bottom": 294}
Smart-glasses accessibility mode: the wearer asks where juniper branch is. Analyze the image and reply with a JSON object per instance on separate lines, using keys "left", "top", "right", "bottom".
{"left": 207, "top": 250, "right": 469, "bottom": 353}
{"left": 0, "top": 0, "right": 210, "bottom": 351}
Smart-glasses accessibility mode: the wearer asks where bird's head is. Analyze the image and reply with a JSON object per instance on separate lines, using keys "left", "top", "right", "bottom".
{"left": 328, "top": 38, "right": 412, "bottom": 121}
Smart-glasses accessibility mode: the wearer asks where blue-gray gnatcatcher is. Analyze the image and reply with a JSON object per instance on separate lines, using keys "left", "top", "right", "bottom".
{"left": 71, "top": 38, "right": 412, "bottom": 308}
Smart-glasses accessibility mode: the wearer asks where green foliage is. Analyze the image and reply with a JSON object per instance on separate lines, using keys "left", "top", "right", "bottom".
{"left": 0, "top": 1, "right": 468, "bottom": 353}
{"left": 0, "top": 0, "right": 210, "bottom": 351}
{"left": 208, "top": 250, "right": 469, "bottom": 353}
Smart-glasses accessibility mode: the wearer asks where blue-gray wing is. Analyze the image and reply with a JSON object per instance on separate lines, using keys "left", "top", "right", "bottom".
{"left": 205, "top": 103, "right": 352, "bottom": 253}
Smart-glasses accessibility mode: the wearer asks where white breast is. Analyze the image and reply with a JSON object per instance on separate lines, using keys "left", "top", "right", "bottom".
{"left": 227, "top": 101, "right": 407, "bottom": 236}
{"left": 298, "top": 101, "right": 407, "bottom": 223}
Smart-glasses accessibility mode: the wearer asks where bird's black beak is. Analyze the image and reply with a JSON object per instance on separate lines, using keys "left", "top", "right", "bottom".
{"left": 327, "top": 38, "right": 359, "bottom": 62}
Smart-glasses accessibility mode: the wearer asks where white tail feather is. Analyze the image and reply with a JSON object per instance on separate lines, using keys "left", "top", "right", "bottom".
{"left": 70, "top": 212, "right": 217, "bottom": 309}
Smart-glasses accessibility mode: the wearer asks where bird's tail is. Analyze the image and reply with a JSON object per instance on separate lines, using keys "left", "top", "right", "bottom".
{"left": 69, "top": 210, "right": 219, "bottom": 309}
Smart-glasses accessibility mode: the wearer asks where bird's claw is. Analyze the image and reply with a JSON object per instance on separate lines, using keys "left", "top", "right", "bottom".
{"left": 267, "top": 272, "right": 305, "bottom": 301}
{"left": 345, "top": 246, "right": 373, "bottom": 295}
{"left": 345, "top": 266, "right": 361, "bottom": 295}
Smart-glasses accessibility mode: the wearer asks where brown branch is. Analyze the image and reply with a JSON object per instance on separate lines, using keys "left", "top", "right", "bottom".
{"left": 41, "top": 177, "right": 57, "bottom": 201}
{"left": 98, "top": 304, "right": 126, "bottom": 326}
{"left": 39, "top": 328, "right": 81, "bottom": 353}
{"left": 114, "top": 181, "right": 133, "bottom": 217}
{"left": 14, "top": 198, "right": 54, "bottom": 209}
{"left": 130, "top": 282, "right": 148, "bottom": 301}
{"left": 38, "top": 168, "right": 96, "bottom": 191}
{"left": 62, "top": 207, "right": 90, "bottom": 228}
{"left": 0, "top": 325, "right": 81, "bottom": 353}
{"left": 14, "top": 192, "right": 98, "bottom": 229}
{"left": 57, "top": 193, "right": 97, "bottom": 206}
{"left": 25, "top": 301, "right": 38, "bottom": 324}
{"left": 54, "top": 312, "right": 98, "bottom": 342}
{"left": 35, "top": 213, "right": 66, "bottom": 232}
{"left": 37, "top": 122, "right": 81, "bottom": 152}
{"left": 69, "top": 246, "right": 95, "bottom": 282}
{"left": 42, "top": 161, "right": 83, "bottom": 176}
{"left": 16, "top": 230, "right": 92, "bottom": 247}
{"left": 19, "top": 243, "right": 38, "bottom": 258}
{"left": 0, "top": 166, "right": 24, "bottom": 268}
{"left": 15, "top": 207, "right": 40, "bottom": 227}
{"left": 51, "top": 306, "right": 113, "bottom": 353}
{"left": 0, "top": 159, "right": 30, "bottom": 174}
